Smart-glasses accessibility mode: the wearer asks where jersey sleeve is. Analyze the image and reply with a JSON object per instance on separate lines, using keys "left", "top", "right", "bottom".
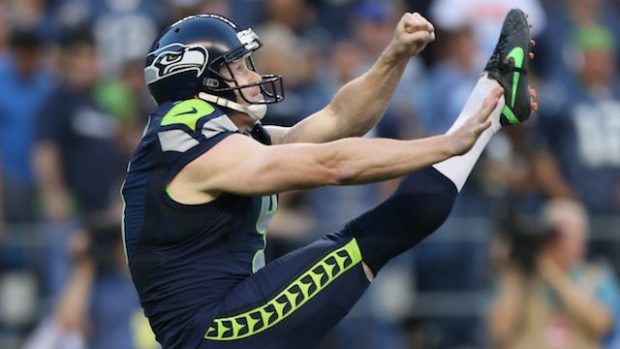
{"left": 156, "top": 99, "right": 239, "bottom": 170}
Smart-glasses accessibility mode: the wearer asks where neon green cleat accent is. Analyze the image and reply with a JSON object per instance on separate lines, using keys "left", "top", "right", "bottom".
{"left": 507, "top": 47, "right": 525, "bottom": 107}
{"left": 502, "top": 105, "right": 520, "bottom": 125}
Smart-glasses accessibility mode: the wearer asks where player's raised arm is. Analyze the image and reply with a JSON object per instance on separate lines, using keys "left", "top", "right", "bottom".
{"left": 268, "top": 12, "right": 436, "bottom": 145}
{"left": 169, "top": 88, "right": 500, "bottom": 200}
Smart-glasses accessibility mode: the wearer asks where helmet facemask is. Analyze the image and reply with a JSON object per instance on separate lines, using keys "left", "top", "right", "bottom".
{"left": 200, "top": 29, "right": 284, "bottom": 121}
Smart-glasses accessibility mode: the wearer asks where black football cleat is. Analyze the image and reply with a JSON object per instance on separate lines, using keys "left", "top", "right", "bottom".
{"left": 485, "top": 8, "right": 536, "bottom": 126}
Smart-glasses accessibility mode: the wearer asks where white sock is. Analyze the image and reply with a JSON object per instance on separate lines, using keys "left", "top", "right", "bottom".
{"left": 432, "top": 73, "right": 504, "bottom": 191}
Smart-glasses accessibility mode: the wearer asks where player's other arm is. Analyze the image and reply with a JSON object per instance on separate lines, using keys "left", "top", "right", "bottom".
{"left": 172, "top": 89, "right": 500, "bottom": 199}
{"left": 267, "top": 13, "right": 436, "bottom": 145}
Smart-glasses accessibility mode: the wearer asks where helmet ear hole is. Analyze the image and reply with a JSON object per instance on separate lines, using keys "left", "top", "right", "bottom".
{"left": 205, "top": 78, "right": 219, "bottom": 88}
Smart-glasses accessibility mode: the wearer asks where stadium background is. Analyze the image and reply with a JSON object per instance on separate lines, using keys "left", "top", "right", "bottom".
{"left": 0, "top": 0, "right": 619, "bottom": 348}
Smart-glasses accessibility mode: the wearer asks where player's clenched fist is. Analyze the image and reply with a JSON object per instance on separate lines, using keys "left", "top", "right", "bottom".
{"left": 388, "top": 12, "right": 435, "bottom": 60}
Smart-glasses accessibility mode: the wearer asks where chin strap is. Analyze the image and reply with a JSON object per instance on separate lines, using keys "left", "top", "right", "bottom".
{"left": 197, "top": 92, "right": 267, "bottom": 121}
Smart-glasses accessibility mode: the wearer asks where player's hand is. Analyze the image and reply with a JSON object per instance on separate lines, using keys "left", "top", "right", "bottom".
{"left": 448, "top": 87, "right": 503, "bottom": 156}
{"left": 388, "top": 12, "right": 436, "bottom": 60}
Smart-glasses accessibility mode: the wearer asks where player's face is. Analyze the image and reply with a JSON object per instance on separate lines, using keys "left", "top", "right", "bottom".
{"left": 220, "top": 58, "right": 263, "bottom": 105}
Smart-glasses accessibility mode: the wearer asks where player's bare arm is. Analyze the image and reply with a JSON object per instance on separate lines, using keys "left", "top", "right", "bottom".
{"left": 168, "top": 88, "right": 501, "bottom": 202}
{"left": 265, "top": 12, "right": 436, "bottom": 145}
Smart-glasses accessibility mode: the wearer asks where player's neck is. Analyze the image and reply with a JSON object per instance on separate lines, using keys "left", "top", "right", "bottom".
{"left": 228, "top": 111, "right": 255, "bottom": 132}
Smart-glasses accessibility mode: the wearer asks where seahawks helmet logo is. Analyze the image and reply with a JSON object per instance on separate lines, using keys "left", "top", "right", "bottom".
{"left": 144, "top": 43, "right": 209, "bottom": 84}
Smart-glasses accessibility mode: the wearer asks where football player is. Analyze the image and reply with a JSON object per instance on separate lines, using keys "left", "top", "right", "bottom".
{"left": 122, "top": 9, "right": 535, "bottom": 349}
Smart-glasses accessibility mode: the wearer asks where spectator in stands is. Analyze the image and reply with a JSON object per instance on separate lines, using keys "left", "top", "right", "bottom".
{"left": 488, "top": 198, "right": 619, "bottom": 349}
{"left": 33, "top": 30, "right": 123, "bottom": 303}
{"left": 34, "top": 30, "right": 119, "bottom": 223}
{"left": 55, "top": 0, "right": 166, "bottom": 76}
{"left": 536, "top": 0, "right": 620, "bottom": 79}
{"left": 0, "top": 27, "right": 53, "bottom": 226}
{"left": 4, "top": 0, "right": 58, "bottom": 42}
{"left": 536, "top": 25, "right": 620, "bottom": 214}
{"left": 23, "top": 220, "right": 149, "bottom": 349}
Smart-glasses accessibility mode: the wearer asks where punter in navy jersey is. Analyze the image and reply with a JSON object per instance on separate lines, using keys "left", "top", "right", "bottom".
{"left": 121, "top": 11, "right": 535, "bottom": 349}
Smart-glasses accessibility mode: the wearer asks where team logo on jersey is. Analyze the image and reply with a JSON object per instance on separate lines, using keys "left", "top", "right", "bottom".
{"left": 144, "top": 43, "right": 209, "bottom": 84}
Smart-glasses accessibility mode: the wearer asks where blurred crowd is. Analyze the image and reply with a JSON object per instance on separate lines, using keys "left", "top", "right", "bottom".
{"left": 0, "top": 0, "right": 619, "bottom": 348}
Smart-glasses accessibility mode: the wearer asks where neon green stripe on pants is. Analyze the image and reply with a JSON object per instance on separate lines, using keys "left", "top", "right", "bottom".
{"left": 204, "top": 238, "right": 363, "bottom": 341}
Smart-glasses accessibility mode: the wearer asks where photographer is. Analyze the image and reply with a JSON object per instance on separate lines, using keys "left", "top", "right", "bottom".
{"left": 488, "top": 199, "right": 620, "bottom": 349}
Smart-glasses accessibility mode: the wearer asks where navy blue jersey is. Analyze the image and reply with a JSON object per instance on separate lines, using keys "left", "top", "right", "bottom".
{"left": 121, "top": 98, "right": 277, "bottom": 347}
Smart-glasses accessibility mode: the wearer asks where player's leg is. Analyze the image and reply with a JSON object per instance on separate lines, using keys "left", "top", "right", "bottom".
{"left": 197, "top": 231, "right": 369, "bottom": 349}
{"left": 348, "top": 73, "right": 508, "bottom": 275}
{"left": 197, "top": 161, "right": 464, "bottom": 348}
{"left": 197, "top": 126, "right": 495, "bottom": 348}
{"left": 348, "top": 8, "right": 536, "bottom": 276}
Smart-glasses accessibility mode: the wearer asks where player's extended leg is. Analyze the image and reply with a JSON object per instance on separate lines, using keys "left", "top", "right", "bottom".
{"left": 350, "top": 8, "right": 537, "bottom": 275}
{"left": 196, "top": 9, "right": 535, "bottom": 349}
{"left": 198, "top": 161, "right": 479, "bottom": 347}
{"left": 197, "top": 232, "right": 369, "bottom": 349}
